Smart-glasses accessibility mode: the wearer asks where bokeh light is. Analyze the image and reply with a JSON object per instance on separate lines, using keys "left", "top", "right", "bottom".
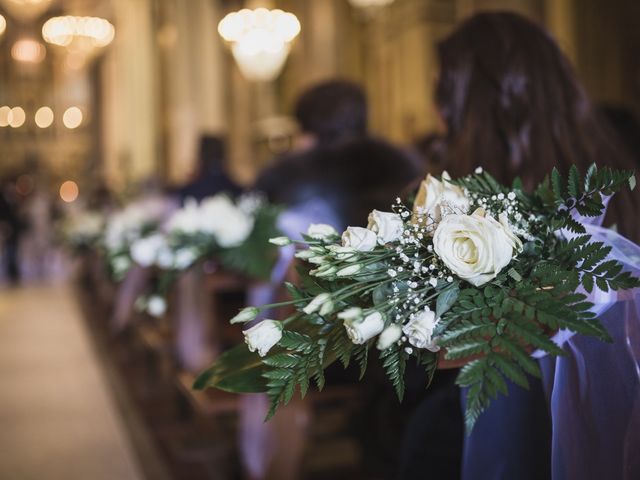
{"left": 42, "top": 16, "right": 115, "bottom": 48}
{"left": 62, "top": 107, "right": 83, "bottom": 129}
{"left": 11, "top": 39, "right": 47, "bottom": 63}
{"left": 35, "top": 106, "right": 54, "bottom": 128}
{"left": 59, "top": 180, "right": 79, "bottom": 203}
{"left": 0, "top": 106, "right": 11, "bottom": 127}
{"left": 9, "top": 106, "right": 26, "bottom": 128}
{"left": 0, "top": 14, "right": 6, "bottom": 37}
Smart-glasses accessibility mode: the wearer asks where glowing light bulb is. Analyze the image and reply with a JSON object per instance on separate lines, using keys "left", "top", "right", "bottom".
{"left": 59, "top": 180, "right": 79, "bottom": 203}
{"left": 9, "top": 106, "right": 26, "bottom": 128}
{"left": 35, "top": 106, "right": 54, "bottom": 128}
{"left": 0, "top": 106, "right": 11, "bottom": 127}
{"left": 62, "top": 106, "right": 82, "bottom": 129}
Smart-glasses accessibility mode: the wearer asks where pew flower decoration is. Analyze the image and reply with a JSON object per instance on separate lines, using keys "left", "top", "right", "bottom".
{"left": 103, "top": 197, "right": 169, "bottom": 279}
{"left": 195, "top": 165, "right": 639, "bottom": 430}
{"left": 132, "top": 193, "right": 281, "bottom": 316}
{"left": 60, "top": 210, "right": 105, "bottom": 252}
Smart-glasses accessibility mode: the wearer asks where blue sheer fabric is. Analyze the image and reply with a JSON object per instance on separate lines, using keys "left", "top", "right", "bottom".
{"left": 462, "top": 223, "right": 640, "bottom": 480}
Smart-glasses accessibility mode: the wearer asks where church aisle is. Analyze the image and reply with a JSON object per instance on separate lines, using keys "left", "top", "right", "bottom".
{"left": 0, "top": 283, "right": 144, "bottom": 480}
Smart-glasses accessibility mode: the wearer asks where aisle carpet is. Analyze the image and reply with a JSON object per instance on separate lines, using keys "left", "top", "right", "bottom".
{"left": 0, "top": 283, "right": 143, "bottom": 480}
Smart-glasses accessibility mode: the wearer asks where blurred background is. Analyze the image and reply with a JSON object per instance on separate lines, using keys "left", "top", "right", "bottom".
{"left": 0, "top": 0, "right": 639, "bottom": 479}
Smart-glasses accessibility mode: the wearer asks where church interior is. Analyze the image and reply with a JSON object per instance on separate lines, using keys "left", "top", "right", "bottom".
{"left": 0, "top": 1, "right": 639, "bottom": 479}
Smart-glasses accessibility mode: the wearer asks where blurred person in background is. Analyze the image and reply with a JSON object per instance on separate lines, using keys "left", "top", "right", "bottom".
{"left": 21, "top": 178, "right": 55, "bottom": 281}
{"left": 176, "top": 134, "right": 241, "bottom": 202}
{"left": 255, "top": 79, "right": 422, "bottom": 231}
{"left": 0, "top": 178, "right": 23, "bottom": 285}
{"left": 430, "top": 11, "right": 640, "bottom": 480}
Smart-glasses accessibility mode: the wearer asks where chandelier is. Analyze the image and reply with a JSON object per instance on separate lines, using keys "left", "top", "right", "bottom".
{"left": 218, "top": 8, "right": 300, "bottom": 82}
{"left": 0, "top": 0, "right": 52, "bottom": 22}
{"left": 42, "top": 16, "right": 114, "bottom": 66}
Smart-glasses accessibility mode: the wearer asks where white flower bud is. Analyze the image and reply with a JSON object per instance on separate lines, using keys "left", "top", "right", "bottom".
{"left": 319, "top": 300, "right": 334, "bottom": 316}
{"left": 269, "top": 236, "right": 291, "bottom": 246}
{"left": 307, "top": 256, "right": 327, "bottom": 265}
{"left": 303, "top": 293, "right": 331, "bottom": 314}
{"left": 336, "top": 264, "right": 362, "bottom": 277}
{"left": 307, "top": 223, "right": 338, "bottom": 240}
{"left": 294, "top": 249, "right": 316, "bottom": 260}
{"left": 337, "top": 307, "right": 363, "bottom": 321}
{"left": 377, "top": 324, "right": 403, "bottom": 350}
{"left": 230, "top": 306, "right": 260, "bottom": 324}
{"left": 312, "top": 266, "right": 337, "bottom": 277}
{"left": 344, "top": 311, "right": 385, "bottom": 345}
{"left": 243, "top": 320, "right": 283, "bottom": 357}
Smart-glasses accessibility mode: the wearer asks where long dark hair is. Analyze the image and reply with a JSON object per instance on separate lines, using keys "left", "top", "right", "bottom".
{"left": 434, "top": 12, "right": 638, "bottom": 241}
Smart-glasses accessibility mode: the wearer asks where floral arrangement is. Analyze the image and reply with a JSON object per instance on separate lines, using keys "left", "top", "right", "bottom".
{"left": 194, "top": 165, "right": 639, "bottom": 430}
{"left": 102, "top": 197, "right": 169, "bottom": 280}
{"left": 59, "top": 210, "right": 105, "bottom": 253}
{"left": 130, "top": 193, "right": 281, "bottom": 316}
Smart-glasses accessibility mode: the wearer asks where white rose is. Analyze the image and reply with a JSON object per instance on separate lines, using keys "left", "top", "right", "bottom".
{"left": 174, "top": 248, "right": 197, "bottom": 269}
{"left": 307, "top": 223, "right": 338, "bottom": 240}
{"left": 413, "top": 171, "right": 470, "bottom": 225}
{"left": 230, "top": 307, "right": 259, "bottom": 324}
{"left": 147, "top": 296, "right": 167, "bottom": 317}
{"left": 130, "top": 234, "right": 167, "bottom": 267}
{"left": 156, "top": 247, "right": 176, "bottom": 269}
{"left": 167, "top": 199, "right": 201, "bottom": 234}
{"left": 342, "top": 226, "right": 377, "bottom": 252}
{"left": 403, "top": 309, "right": 440, "bottom": 352}
{"left": 200, "top": 196, "right": 254, "bottom": 247}
{"left": 433, "top": 208, "right": 519, "bottom": 287}
{"left": 367, "top": 210, "right": 404, "bottom": 244}
{"left": 243, "top": 320, "right": 283, "bottom": 357}
{"left": 343, "top": 311, "right": 385, "bottom": 344}
{"left": 377, "top": 324, "right": 402, "bottom": 350}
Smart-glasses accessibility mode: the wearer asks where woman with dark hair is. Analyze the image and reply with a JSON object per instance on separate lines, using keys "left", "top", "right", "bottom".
{"left": 435, "top": 11, "right": 639, "bottom": 243}
{"left": 432, "top": 12, "right": 640, "bottom": 480}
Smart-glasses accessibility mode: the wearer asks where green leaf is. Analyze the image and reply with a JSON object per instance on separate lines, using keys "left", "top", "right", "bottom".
{"left": 551, "top": 168, "right": 564, "bottom": 202}
{"left": 567, "top": 165, "right": 581, "bottom": 198}
{"left": 380, "top": 346, "right": 406, "bottom": 401}
{"left": 436, "top": 282, "right": 460, "bottom": 318}
{"left": 491, "top": 354, "right": 529, "bottom": 389}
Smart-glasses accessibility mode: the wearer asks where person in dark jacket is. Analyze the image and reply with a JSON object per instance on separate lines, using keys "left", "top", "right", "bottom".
{"left": 254, "top": 80, "right": 421, "bottom": 230}
{"left": 177, "top": 135, "right": 241, "bottom": 202}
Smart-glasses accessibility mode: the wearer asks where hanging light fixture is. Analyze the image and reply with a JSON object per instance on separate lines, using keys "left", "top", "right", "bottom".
{"left": 0, "top": 0, "right": 52, "bottom": 22}
{"left": 218, "top": 8, "right": 300, "bottom": 82}
{"left": 42, "top": 16, "right": 114, "bottom": 66}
